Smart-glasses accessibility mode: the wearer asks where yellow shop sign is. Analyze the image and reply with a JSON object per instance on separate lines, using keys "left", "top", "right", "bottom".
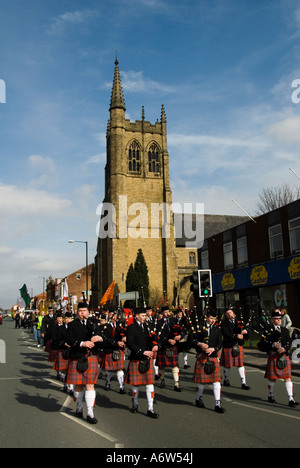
{"left": 250, "top": 265, "right": 268, "bottom": 286}
{"left": 288, "top": 257, "right": 300, "bottom": 280}
{"left": 221, "top": 272, "right": 236, "bottom": 291}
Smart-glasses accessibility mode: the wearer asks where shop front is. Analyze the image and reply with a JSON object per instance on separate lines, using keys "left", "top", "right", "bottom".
{"left": 213, "top": 255, "right": 300, "bottom": 327}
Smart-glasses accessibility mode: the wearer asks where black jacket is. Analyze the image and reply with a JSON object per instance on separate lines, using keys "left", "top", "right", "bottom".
{"left": 101, "top": 322, "right": 123, "bottom": 354}
{"left": 51, "top": 323, "right": 68, "bottom": 350}
{"left": 127, "top": 320, "right": 157, "bottom": 361}
{"left": 189, "top": 324, "right": 222, "bottom": 358}
{"left": 260, "top": 325, "right": 291, "bottom": 355}
{"left": 66, "top": 318, "right": 98, "bottom": 359}
{"left": 221, "top": 318, "right": 248, "bottom": 348}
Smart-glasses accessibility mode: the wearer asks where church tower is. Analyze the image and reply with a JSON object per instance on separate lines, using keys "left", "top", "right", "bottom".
{"left": 92, "top": 59, "right": 179, "bottom": 306}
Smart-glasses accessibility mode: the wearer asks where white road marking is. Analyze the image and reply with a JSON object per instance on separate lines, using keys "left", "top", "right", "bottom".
{"left": 59, "top": 394, "right": 124, "bottom": 447}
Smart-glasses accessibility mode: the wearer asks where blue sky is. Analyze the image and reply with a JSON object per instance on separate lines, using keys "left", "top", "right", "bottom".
{"left": 0, "top": 0, "right": 300, "bottom": 308}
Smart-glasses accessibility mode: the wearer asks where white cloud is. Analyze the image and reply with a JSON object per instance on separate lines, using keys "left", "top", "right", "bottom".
{"left": 47, "top": 9, "right": 100, "bottom": 35}
{"left": 0, "top": 183, "right": 72, "bottom": 218}
{"left": 0, "top": 246, "right": 15, "bottom": 256}
{"left": 266, "top": 116, "right": 300, "bottom": 147}
{"left": 103, "top": 70, "right": 175, "bottom": 95}
{"left": 28, "top": 154, "right": 56, "bottom": 173}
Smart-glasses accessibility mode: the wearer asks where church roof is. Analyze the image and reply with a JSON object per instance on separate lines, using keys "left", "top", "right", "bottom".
{"left": 110, "top": 58, "right": 126, "bottom": 112}
{"left": 174, "top": 213, "right": 248, "bottom": 248}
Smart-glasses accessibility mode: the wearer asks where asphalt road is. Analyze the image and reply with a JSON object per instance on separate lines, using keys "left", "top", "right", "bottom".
{"left": 1, "top": 319, "right": 300, "bottom": 450}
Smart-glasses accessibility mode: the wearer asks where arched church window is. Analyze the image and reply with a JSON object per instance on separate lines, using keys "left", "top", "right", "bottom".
{"left": 128, "top": 141, "right": 141, "bottom": 173}
{"left": 148, "top": 143, "right": 160, "bottom": 173}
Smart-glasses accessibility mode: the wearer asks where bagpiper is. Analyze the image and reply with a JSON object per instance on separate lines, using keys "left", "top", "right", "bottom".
{"left": 190, "top": 310, "right": 225, "bottom": 413}
{"left": 66, "top": 302, "right": 104, "bottom": 424}
{"left": 156, "top": 306, "right": 183, "bottom": 392}
{"left": 100, "top": 310, "right": 126, "bottom": 393}
{"left": 259, "top": 309, "right": 298, "bottom": 407}
{"left": 125, "top": 307, "right": 159, "bottom": 419}
{"left": 220, "top": 309, "right": 250, "bottom": 390}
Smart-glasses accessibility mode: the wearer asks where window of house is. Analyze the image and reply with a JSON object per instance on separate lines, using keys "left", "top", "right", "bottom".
{"left": 224, "top": 242, "right": 234, "bottom": 270}
{"left": 201, "top": 250, "right": 209, "bottom": 269}
{"left": 128, "top": 141, "right": 140, "bottom": 173}
{"left": 76, "top": 274, "right": 81, "bottom": 280}
{"left": 189, "top": 252, "right": 196, "bottom": 265}
{"left": 237, "top": 237, "right": 248, "bottom": 266}
{"left": 269, "top": 224, "right": 284, "bottom": 259}
{"left": 148, "top": 143, "right": 160, "bottom": 173}
{"left": 289, "top": 217, "right": 300, "bottom": 254}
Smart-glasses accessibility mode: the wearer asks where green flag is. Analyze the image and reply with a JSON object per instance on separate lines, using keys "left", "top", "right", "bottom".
{"left": 20, "top": 284, "right": 31, "bottom": 308}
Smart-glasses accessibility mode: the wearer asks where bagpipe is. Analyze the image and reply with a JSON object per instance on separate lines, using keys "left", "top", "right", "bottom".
{"left": 243, "top": 302, "right": 288, "bottom": 354}
{"left": 143, "top": 315, "right": 167, "bottom": 351}
{"left": 185, "top": 308, "right": 209, "bottom": 347}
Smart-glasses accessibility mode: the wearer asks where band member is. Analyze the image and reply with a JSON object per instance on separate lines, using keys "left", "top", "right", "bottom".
{"left": 66, "top": 303, "right": 104, "bottom": 424}
{"left": 190, "top": 310, "right": 225, "bottom": 413}
{"left": 51, "top": 312, "right": 67, "bottom": 381}
{"left": 175, "top": 309, "right": 190, "bottom": 369}
{"left": 220, "top": 309, "right": 250, "bottom": 390}
{"left": 52, "top": 312, "right": 73, "bottom": 393}
{"left": 260, "top": 310, "right": 298, "bottom": 407}
{"left": 156, "top": 306, "right": 183, "bottom": 392}
{"left": 100, "top": 311, "right": 126, "bottom": 393}
{"left": 145, "top": 306, "right": 159, "bottom": 379}
{"left": 125, "top": 307, "right": 159, "bottom": 419}
{"left": 42, "top": 306, "right": 55, "bottom": 359}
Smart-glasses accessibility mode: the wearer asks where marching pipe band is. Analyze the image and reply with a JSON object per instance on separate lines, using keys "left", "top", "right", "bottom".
{"left": 44, "top": 302, "right": 298, "bottom": 425}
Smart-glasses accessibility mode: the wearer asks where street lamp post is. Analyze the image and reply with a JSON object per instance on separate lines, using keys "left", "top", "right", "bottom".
{"left": 33, "top": 276, "right": 46, "bottom": 308}
{"left": 68, "top": 240, "right": 89, "bottom": 303}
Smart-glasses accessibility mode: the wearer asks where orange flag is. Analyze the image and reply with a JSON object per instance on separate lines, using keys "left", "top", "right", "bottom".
{"left": 100, "top": 281, "right": 115, "bottom": 306}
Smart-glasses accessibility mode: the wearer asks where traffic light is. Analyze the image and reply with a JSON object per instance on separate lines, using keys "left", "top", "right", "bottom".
{"left": 190, "top": 270, "right": 200, "bottom": 298}
{"left": 199, "top": 270, "right": 212, "bottom": 298}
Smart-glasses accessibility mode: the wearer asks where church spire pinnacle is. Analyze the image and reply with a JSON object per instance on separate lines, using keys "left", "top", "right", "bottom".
{"left": 110, "top": 58, "right": 126, "bottom": 112}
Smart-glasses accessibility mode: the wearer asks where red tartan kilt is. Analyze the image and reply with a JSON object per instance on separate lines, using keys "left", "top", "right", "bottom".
{"left": 264, "top": 353, "right": 292, "bottom": 380}
{"left": 125, "top": 360, "right": 155, "bottom": 386}
{"left": 48, "top": 349, "right": 58, "bottom": 363}
{"left": 220, "top": 346, "right": 244, "bottom": 368}
{"left": 66, "top": 355, "right": 99, "bottom": 386}
{"left": 45, "top": 340, "right": 51, "bottom": 353}
{"left": 156, "top": 347, "right": 179, "bottom": 368}
{"left": 101, "top": 352, "right": 125, "bottom": 371}
{"left": 52, "top": 350, "right": 69, "bottom": 373}
{"left": 193, "top": 355, "right": 221, "bottom": 384}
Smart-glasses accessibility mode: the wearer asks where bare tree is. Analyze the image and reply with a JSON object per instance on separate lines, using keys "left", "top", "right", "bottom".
{"left": 255, "top": 183, "right": 300, "bottom": 215}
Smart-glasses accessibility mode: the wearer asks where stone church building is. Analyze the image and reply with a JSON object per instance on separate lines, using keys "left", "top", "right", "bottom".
{"left": 91, "top": 59, "right": 199, "bottom": 310}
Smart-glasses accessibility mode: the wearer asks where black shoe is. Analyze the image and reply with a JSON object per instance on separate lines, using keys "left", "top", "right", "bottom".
{"left": 155, "top": 375, "right": 160, "bottom": 380}
{"left": 159, "top": 379, "right": 165, "bottom": 389}
{"left": 105, "top": 382, "right": 111, "bottom": 391}
{"left": 196, "top": 398, "right": 205, "bottom": 408}
{"left": 147, "top": 410, "right": 159, "bottom": 419}
{"left": 215, "top": 405, "right": 226, "bottom": 414}
{"left": 242, "top": 384, "right": 250, "bottom": 390}
{"left": 268, "top": 395, "right": 276, "bottom": 404}
{"left": 223, "top": 379, "right": 230, "bottom": 387}
{"left": 289, "top": 400, "right": 299, "bottom": 408}
{"left": 130, "top": 399, "right": 138, "bottom": 413}
{"left": 75, "top": 410, "right": 83, "bottom": 419}
{"left": 130, "top": 405, "right": 138, "bottom": 414}
{"left": 184, "top": 365, "right": 190, "bottom": 369}
{"left": 119, "top": 387, "right": 126, "bottom": 394}
{"left": 174, "top": 385, "right": 182, "bottom": 392}
{"left": 86, "top": 415, "right": 98, "bottom": 425}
